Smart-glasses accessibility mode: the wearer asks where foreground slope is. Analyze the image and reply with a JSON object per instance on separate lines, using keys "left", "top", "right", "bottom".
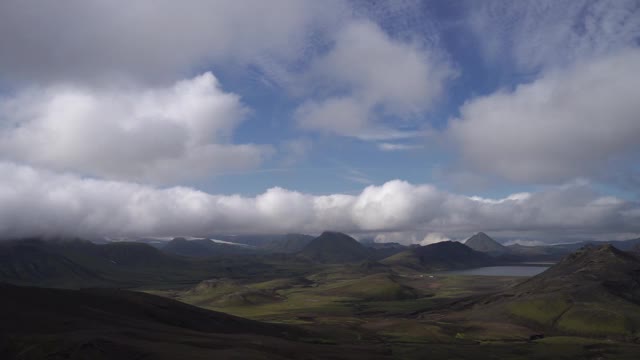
{"left": 0, "top": 283, "right": 387, "bottom": 360}
{"left": 450, "top": 245, "right": 640, "bottom": 338}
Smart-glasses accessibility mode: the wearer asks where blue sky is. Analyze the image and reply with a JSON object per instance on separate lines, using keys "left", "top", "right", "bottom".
{"left": 0, "top": 0, "right": 639, "bottom": 243}
{"left": 196, "top": 1, "right": 537, "bottom": 197}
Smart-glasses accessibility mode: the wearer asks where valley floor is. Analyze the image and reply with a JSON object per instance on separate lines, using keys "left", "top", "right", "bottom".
{"left": 144, "top": 266, "right": 640, "bottom": 359}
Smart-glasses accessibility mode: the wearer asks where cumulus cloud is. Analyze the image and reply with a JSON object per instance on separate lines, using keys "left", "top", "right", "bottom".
{"left": 469, "top": 0, "right": 640, "bottom": 71}
{"left": 1, "top": 162, "right": 638, "bottom": 241}
{"left": 449, "top": 49, "right": 640, "bottom": 183}
{"left": 0, "top": 0, "right": 347, "bottom": 84}
{"left": 0, "top": 73, "right": 272, "bottom": 183}
{"left": 296, "top": 20, "right": 453, "bottom": 139}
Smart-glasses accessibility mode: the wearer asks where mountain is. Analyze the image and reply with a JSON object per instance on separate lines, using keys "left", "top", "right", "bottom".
{"left": 299, "top": 231, "right": 371, "bottom": 263}
{"left": 162, "top": 237, "right": 256, "bottom": 258}
{"left": 0, "top": 283, "right": 385, "bottom": 359}
{"left": 263, "top": 233, "right": 315, "bottom": 253}
{"left": 464, "top": 232, "right": 508, "bottom": 255}
{"left": 382, "top": 241, "right": 493, "bottom": 271}
{"left": 458, "top": 244, "right": 640, "bottom": 338}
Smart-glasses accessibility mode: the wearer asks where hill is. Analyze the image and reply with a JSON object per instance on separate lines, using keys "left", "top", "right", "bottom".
{"left": 382, "top": 241, "right": 493, "bottom": 271}
{"left": 0, "top": 283, "right": 385, "bottom": 359}
{"left": 465, "top": 232, "right": 508, "bottom": 255}
{"left": 456, "top": 244, "right": 640, "bottom": 338}
{"left": 162, "top": 237, "right": 256, "bottom": 258}
{"left": 299, "top": 232, "right": 371, "bottom": 263}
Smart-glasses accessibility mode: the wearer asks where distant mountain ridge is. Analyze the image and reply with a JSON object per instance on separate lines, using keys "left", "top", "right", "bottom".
{"left": 162, "top": 237, "right": 256, "bottom": 258}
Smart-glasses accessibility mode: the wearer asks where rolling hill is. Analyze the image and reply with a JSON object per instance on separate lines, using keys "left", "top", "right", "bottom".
{"left": 299, "top": 231, "right": 372, "bottom": 263}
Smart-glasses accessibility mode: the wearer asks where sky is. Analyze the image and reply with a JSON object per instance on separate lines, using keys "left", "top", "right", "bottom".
{"left": 1, "top": 0, "right": 639, "bottom": 245}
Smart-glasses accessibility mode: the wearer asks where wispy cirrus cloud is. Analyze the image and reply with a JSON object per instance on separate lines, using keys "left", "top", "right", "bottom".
{"left": 469, "top": 0, "right": 640, "bottom": 72}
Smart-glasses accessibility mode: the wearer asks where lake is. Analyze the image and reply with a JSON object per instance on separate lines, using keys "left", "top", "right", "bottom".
{"left": 440, "top": 265, "right": 550, "bottom": 277}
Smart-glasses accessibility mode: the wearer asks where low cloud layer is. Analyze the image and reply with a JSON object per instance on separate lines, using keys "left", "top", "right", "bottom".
{"left": 2, "top": 162, "right": 638, "bottom": 242}
{"left": 0, "top": 73, "right": 271, "bottom": 183}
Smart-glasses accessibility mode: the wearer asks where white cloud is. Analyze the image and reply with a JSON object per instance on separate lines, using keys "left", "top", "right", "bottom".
{"left": 1, "top": 163, "right": 637, "bottom": 241}
{"left": 0, "top": 73, "right": 272, "bottom": 183}
{"left": 296, "top": 20, "right": 453, "bottom": 139}
{"left": 0, "top": 0, "right": 347, "bottom": 84}
{"left": 449, "top": 49, "right": 640, "bottom": 183}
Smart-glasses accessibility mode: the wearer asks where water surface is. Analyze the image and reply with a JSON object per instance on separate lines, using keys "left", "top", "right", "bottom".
{"left": 440, "top": 265, "right": 549, "bottom": 277}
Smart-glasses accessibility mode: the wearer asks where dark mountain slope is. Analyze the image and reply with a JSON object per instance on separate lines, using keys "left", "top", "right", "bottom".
{"left": 299, "top": 231, "right": 371, "bottom": 263}
{"left": 0, "top": 283, "right": 386, "bottom": 360}
{"left": 0, "top": 239, "right": 107, "bottom": 287}
{"left": 0, "top": 239, "right": 206, "bottom": 288}
{"left": 514, "top": 244, "right": 640, "bottom": 303}
{"left": 382, "top": 241, "right": 493, "bottom": 271}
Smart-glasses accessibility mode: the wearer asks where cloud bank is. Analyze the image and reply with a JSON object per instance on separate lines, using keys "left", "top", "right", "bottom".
{"left": 2, "top": 162, "right": 638, "bottom": 242}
